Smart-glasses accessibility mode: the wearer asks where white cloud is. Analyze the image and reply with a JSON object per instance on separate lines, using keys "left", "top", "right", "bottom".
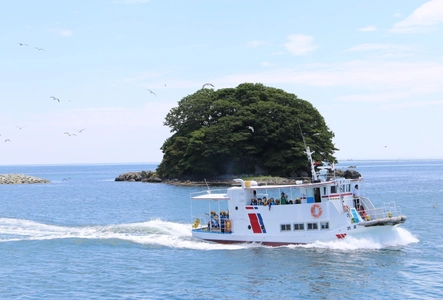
{"left": 50, "top": 28, "right": 73, "bottom": 37}
{"left": 118, "top": 0, "right": 151, "bottom": 3}
{"left": 391, "top": 0, "right": 443, "bottom": 33}
{"left": 284, "top": 34, "right": 317, "bottom": 55}
{"left": 346, "top": 44, "right": 400, "bottom": 52}
{"left": 0, "top": 104, "right": 173, "bottom": 165}
{"left": 216, "top": 60, "right": 443, "bottom": 96}
{"left": 379, "top": 99, "right": 443, "bottom": 110}
{"left": 345, "top": 44, "right": 419, "bottom": 58}
{"left": 261, "top": 61, "right": 276, "bottom": 67}
{"left": 359, "top": 26, "right": 377, "bottom": 32}
{"left": 246, "top": 40, "right": 265, "bottom": 48}
{"left": 337, "top": 91, "right": 412, "bottom": 103}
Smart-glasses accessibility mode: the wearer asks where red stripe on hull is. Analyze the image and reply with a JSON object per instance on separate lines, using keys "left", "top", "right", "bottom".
{"left": 335, "top": 233, "right": 347, "bottom": 239}
{"left": 248, "top": 213, "right": 262, "bottom": 233}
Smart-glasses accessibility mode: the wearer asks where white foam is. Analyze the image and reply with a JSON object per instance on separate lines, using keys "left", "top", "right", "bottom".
{"left": 0, "top": 218, "right": 249, "bottom": 250}
{"left": 295, "top": 226, "right": 419, "bottom": 250}
{"left": 0, "top": 218, "right": 418, "bottom": 251}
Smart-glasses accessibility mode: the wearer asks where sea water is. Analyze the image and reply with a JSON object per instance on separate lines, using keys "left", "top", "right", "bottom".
{"left": 0, "top": 161, "right": 441, "bottom": 299}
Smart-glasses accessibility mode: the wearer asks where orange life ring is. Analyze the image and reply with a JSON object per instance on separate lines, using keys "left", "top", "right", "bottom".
{"left": 310, "top": 204, "right": 323, "bottom": 218}
{"left": 225, "top": 219, "right": 232, "bottom": 233}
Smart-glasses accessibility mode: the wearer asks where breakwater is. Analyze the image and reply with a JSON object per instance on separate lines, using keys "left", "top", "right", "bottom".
{"left": 0, "top": 174, "right": 50, "bottom": 184}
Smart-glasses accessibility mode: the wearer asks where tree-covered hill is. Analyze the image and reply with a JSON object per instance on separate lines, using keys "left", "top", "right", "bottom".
{"left": 156, "top": 83, "right": 337, "bottom": 179}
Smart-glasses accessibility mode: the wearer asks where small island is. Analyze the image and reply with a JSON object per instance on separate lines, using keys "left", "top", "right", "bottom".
{"left": 115, "top": 84, "right": 362, "bottom": 186}
{"left": 0, "top": 174, "right": 50, "bottom": 184}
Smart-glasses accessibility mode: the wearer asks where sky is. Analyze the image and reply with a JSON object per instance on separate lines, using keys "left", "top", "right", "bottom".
{"left": 1, "top": 0, "right": 443, "bottom": 165}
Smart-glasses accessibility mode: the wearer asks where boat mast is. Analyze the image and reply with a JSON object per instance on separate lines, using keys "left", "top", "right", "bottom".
{"left": 305, "top": 146, "right": 318, "bottom": 181}
{"left": 298, "top": 119, "right": 318, "bottom": 182}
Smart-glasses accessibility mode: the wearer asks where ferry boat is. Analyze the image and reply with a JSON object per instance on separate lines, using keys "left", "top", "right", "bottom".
{"left": 190, "top": 147, "right": 407, "bottom": 245}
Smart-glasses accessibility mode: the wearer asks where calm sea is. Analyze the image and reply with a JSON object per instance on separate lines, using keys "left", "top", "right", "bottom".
{"left": 0, "top": 160, "right": 442, "bottom": 299}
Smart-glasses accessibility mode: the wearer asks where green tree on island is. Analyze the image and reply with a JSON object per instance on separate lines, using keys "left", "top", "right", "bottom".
{"left": 157, "top": 83, "right": 337, "bottom": 179}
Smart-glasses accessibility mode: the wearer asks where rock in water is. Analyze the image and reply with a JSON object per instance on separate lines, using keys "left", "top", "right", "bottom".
{"left": 0, "top": 174, "right": 50, "bottom": 184}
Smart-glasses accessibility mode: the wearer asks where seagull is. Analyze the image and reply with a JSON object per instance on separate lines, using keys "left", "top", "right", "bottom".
{"left": 34, "top": 47, "right": 45, "bottom": 51}
{"left": 433, "top": 202, "right": 438, "bottom": 208}
{"left": 247, "top": 126, "right": 254, "bottom": 133}
{"left": 5, "top": 139, "right": 11, "bottom": 142}
{"left": 146, "top": 89, "right": 157, "bottom": 97}
{"left": 18, "top": 43, "right": 28, "bottom": 46}
{"left": 50, "top": 96, "right": 60, "bottom": 102}
{"left": 16, "top": 125, "right": 27, "bottom": 130}
{"left": 63, "top": 177, "right": 71, "bottom": 181}
{"left": 64, "top": 132, "right": 71, "bottom": 136}
{"left": 202, "top": 83, "right": 214, "bottom": 89}
{"left": 74, "top": 128, "right": 86, "bottom": 133}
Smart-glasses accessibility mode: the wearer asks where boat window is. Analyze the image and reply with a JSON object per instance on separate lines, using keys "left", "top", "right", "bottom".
{"left": 314, "top": 188, "right": 321, "bottom": 203}
{"left": 320, "top": 222, "right": 329, "bottom": 230}
{"left": 307, "top": 223, "right": 318, "bottom": 230}
{"left": 346, "top": 184, "right": 351, "bottom": 192}
{"left": 280, "top": 224, "right": 291, "bottom": 231}
{"left": 293, "top": 223, "right": 304, "bottom": 231}
{"left": 331, "top": 186, "right": 337, "bottom": 193}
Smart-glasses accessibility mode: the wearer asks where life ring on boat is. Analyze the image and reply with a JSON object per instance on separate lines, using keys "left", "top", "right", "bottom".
{"left": 192, "top": 218, "right": 200, "bottom": 228}
{"left": 225, "top": 219, "right": 232, "bottom": 233}
{"left": 310, "top": 204, "right": 322, "bottom": 218}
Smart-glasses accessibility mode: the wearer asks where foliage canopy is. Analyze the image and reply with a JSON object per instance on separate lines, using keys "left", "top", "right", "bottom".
{"left": 156, "top": 83, "right": 337, "bottom": 179}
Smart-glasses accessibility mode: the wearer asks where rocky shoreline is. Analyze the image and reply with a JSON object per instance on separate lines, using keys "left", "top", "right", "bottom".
{"left": 0, "top": 174, "right": 50, "bottom": 184}
{"left": 114, "top": 169, "right": 361, "bottom": 186}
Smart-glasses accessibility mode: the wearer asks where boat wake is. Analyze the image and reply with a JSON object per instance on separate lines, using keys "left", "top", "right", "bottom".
{"left": 295, "top": 226, "right": 419, "bottom": 250}
{"left": 0, "top": 217, "right": 418, "bottom": 250}
{"left": 0, "top": 218, "right": 245, "bottom": 250}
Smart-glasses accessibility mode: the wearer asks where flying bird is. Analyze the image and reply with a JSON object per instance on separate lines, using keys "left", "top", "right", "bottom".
{"left": 16, "top": 125, "right": 27, "bottom": 130}
{"left": 247, "top": 126, "right": 254, "bottom": 133}
{"left": 18, "top": 43, "right": 28, "bottom": 46}
{"left": 34, "top": 47, "right": 45, "bottom": 51}
{"left": 74, "top": 128, "right": 86, "bottom": 133}
{"left": 50, "top": 96, "right": 60, "bottom": 102}
{"left": 64, "top": 132, "right": 71, "bottom": 136}
{"left": 201, "top": 83, "right": 214, "bottom": 89}
{"left": 5, "top": 139, "right": 11, "bottom": 142}
{"left": 146, "top": 89, "right": 157, "bottom": 97}
{"left": 433, "top": 202, "right": 438, "bottom": 208}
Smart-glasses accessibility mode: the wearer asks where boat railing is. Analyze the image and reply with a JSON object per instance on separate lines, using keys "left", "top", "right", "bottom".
{"left": 192, "top": 214, "right": 232, "bottom": 234}
{"left": 366, "top": 201, "right": 402, "bottom": 220}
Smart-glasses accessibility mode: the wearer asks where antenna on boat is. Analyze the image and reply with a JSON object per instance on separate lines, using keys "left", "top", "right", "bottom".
{"left": 204, "top": 179, "right": 211, "bottom": 194}
{"left": 297, "top": 119, "right": 318, "bottom": 181}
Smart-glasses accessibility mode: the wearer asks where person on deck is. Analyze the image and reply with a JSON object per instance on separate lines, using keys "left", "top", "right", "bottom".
{"left": 280, "top": 192, "right": 288, "bottom": 205}
{"left": 353, "top": 184, "right": 360, "bottom": 198}
{"left": 353, "top": 184, "right": 361, "bottom": 208}
{"left": 358, "top": 204, "right": 367, "bottom": 219}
